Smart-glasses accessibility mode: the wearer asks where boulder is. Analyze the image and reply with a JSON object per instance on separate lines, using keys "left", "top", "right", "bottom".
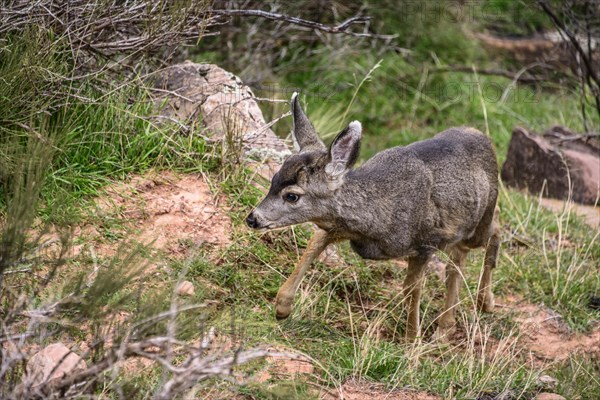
{"left": 153, "top": 61, "right": 290, "bottom": 166}
{"left": 501, "top": 126, "right": 600, "bottom": 205}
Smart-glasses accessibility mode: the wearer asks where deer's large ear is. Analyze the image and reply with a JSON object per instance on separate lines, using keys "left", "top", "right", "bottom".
{"left": 291, "top": 92, "right": 325, "bottom": 152}
{"left": 326, "top": 121, "right": 362, "bottom": 180}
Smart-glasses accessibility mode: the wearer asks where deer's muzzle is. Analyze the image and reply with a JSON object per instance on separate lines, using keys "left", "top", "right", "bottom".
{"left": 246, "top": 212, "right": 260, "bottom": 229}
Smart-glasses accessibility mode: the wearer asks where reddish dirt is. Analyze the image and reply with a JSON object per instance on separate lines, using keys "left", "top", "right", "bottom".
{"left": 501, "top": 296, "right": 600, "bottom": 362}
{"left": 369, "top": 268, "right": 598, "bottom": 364}
{"left": 538, "top": 198, "right": 599, "bottom": 228}
{"left": 321, "top": 379, "right": 441, "bottom": 400}
{"left": 89, "top": 171, "right": 231, "bottom": 258}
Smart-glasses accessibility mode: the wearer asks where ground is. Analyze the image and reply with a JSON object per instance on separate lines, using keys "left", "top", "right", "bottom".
{"left": 91, "top": 171, "right": 231, "bottom": 258}
{"left": 61, "top": 170, "right": 599, "bottom": 399}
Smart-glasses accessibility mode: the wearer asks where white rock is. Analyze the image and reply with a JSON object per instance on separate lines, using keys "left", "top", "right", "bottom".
{"left": 538, "top": 374, "right": 558, "bottom": 389}
{"left": 176, "top": 280, "right": 195, "bottom": 296}
{"left": 534, "top": 393, "right": 566, "bottom": 400}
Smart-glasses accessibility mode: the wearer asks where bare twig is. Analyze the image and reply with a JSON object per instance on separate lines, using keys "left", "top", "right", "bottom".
{"left": 500, "top": 63, "right": 553, "bottom": 104}
{"left": 538, "top": 0, "right": 600, "bottom": 120}
{"left": 35, "top": 337, "right": 294, "bottom": 400}
{"left": 148, "top": 87, "right": 198, "bottom": 103}
{"left": 210, "top": 9, "right": 396, "bottom": 40}
{"left": 244, "top": 111, "right": 292, "bottom": 141}
{"left": 1, "top": 1, "right": 395, "bottom": 69}
{"left": 211, "top": 9, "right": 370, "bottom": 33}
{"left": 538, "top": 1, "right": 599, "bottom": 83}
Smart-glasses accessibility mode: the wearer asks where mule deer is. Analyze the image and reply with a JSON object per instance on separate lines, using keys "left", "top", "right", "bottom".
{"left": 246, "top": 93, "right": 500, "bottom": 340}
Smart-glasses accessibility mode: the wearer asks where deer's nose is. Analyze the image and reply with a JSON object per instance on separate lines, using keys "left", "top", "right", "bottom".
{"left": 246, "top": 213, "right": 259, "bottom": 229}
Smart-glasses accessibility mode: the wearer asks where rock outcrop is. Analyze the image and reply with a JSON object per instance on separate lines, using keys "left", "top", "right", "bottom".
{"left": 501, "top": 126, "right": 600, "bottom": 205}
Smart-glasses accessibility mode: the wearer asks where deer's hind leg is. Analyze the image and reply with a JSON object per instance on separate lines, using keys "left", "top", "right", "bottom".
{"left": 435, "top": 244, "right": 469, "bottom": 339}
{"left": 477, "top": 207, "right": 500, "bottom": 313}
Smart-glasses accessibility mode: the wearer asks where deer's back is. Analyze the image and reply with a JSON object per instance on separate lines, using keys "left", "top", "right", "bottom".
{"left": 343, "top": 127, "right": 498, "bottom": 259}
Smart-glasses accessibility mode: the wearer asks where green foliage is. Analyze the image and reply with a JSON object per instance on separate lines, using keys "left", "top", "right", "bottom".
{"left": 367, "top": 0, "right": 488, "bottom": 63}
{"left": 267, "top": 52, "right": 591, "bottom": 163}
{"left": 191, "top": 3, "right": 600, "bottom": 395}
{"left": 0, "top": 28, "right": 216, "bottom": 219}
{"left": 48, "top": 91, "right": 212, "bottom": 198}
{"left": 478, "top": 0, "right": 555, "bottom": 36}
{"left": 237, "top": 380, "right": 315, "bottom": 400}
{"left": 324, "top": 338, "right": 539, "bottom": 398}
{"left": 2, "top": 1, "right": 599, "bottom": 399}
{"left": 0, "top": 29, "right": 66, "bottom": 277}
{"left": 0, "top": 22, "right": 219, "bottom": 399}
{"left": 551, "top": 355, "right": 600, "bottom": 400}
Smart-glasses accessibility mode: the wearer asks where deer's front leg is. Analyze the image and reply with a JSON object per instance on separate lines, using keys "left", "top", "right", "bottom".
{"left": 403, "top": 254, "right": 430, "bottom": 340}
{"left": 435, "top": 245, "right": 468, "bottom": 340}
{"left": 275, "top": 228, "right": 331, "bottom": 320}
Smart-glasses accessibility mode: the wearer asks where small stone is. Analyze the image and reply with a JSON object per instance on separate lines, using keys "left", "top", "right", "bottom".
{"left": 428, "top": 256, "right": 446, "bottom": 282}
{"left": 538, "top": 374, "right": 558, "bottom": 389}
{"left": 176, "top": 280, "right": 195, "bottom": 296}
{"left": 318, "top": 246, "right": 345, "bottom": 267}
{"left": 26, "top": 343, "right": 86, "bottom": 387}
{"left": 534, "top": 393, "right": 566, "bottom": 400}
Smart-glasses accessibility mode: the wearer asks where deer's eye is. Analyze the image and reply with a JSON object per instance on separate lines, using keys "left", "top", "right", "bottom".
{"left": 283, "top": 193, "right": 300, "bottom": 203}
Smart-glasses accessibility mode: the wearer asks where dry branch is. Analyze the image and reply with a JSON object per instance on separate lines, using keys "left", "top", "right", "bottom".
{"left": 0, "top": 0, "right": 393, "bottom": 69}
{"left": 537, "top": 0, "right": 600, "bottom": 122}
{"left": 35, "top": 338, "right": 287, "bottom": 400}
{"left": 211, "top": 9, "right": 397, "bottom": 39}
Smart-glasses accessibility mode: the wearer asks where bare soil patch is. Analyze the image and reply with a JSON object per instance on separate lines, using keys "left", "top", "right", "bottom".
{"left": 538, "top": 197, "right": 599, "bottom": 228}
{"left": 90, "top": 171, "right": 231, "bottom": 258}
{"left": 500, "top": 296, "right": 600, "bottom": 362}
{"left": 321, "top": 379, "right": 441, "bottom": 400}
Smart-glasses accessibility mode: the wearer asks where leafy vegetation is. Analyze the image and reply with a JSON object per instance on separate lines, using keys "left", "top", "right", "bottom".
{"left": 1, "top": 1, "right": 598, "bottom": 399}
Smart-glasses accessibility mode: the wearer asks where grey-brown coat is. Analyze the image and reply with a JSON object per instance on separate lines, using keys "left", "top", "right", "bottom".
{"left": 247, "top": 93, "right": 500, "bottom": 340}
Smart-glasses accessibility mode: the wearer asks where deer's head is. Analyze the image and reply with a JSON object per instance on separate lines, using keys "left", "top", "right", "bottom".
{"left": 247, "top": 93, "right": 362, "bottom": 230}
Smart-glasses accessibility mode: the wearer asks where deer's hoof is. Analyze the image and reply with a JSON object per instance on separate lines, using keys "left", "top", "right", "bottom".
{"left": 275, "top": 306, "right": 291, "bottom": 320}
{"left": 275, "top": 297, "right": 293, "bottom": 320}
{"left": 275, "top": 311, "right": 290, "bottom": 320}
{"left": 433, "top": 325, "right": 455, "bottom": 343}
{"left": 477, "top": 292, "right": 495, "bottom": 313}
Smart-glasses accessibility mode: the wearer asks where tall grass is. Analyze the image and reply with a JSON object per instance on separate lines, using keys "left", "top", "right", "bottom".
{"left": 186, "top": 4, "right": 599, "bottom": 395}
{"left": 1, "top": 29, "right": 216, "bottom": 214}
{"left": 2, "top": 1, "right": 598, "bottom": 398}
{"left": 0, "top": 24, "right": 270, "bottom": 399}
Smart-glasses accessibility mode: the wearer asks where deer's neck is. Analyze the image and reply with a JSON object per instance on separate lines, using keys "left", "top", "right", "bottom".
{"left": 315, "top": 172, "right": 385, "bottom": 238}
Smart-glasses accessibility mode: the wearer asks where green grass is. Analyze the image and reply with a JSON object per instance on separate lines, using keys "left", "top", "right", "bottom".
{"left": 496, "top": 192, "right": 600, "bottom": 331}
{"left": 48, "top": 93, "right": 214, "bottom": 195}
{"left": 551, "top": 354, "right": 600, "bottom": 400}
{"left": 2, "top": 1, "right": 599, "bottom": 398}
{"left": 177, "top": 137, "right": 597, "bottom": 398}
{"left": 179, "top": 63, "right": 599, "bottom": 395}
{"left": 183, "top": 169, "right": 597, "bottom": 397}
{"left": 260, "top": 51, "right": 594, "bottom": 164}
